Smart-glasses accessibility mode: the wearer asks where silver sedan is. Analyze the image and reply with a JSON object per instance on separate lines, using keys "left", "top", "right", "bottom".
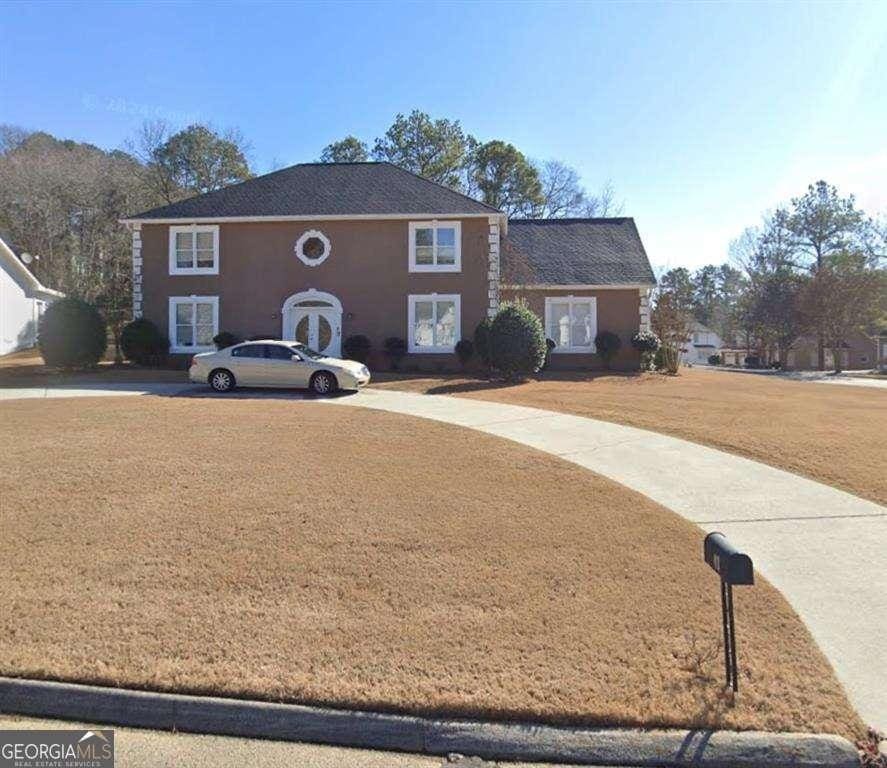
{"left": 189, "top": 340, "right": 370, "bottom": 394}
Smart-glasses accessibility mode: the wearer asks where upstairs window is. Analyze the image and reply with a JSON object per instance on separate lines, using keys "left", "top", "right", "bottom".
{"left": 409, "top": 221, "right": 461, "bottom": 272}
{"left": 169, "top": 225, "right": 219, "bottom": 275}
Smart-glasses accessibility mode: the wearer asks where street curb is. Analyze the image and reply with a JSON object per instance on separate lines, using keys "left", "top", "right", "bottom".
{"left": 0, "top": 677, "right": 859, "bottom": 767}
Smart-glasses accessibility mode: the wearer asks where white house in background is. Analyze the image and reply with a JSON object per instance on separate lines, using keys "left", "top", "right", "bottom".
{"left": 0, "top": 235, "right": 64, "bottom": 356}
{"left": 680, "top": 321, "right": 723, "bottom": 365}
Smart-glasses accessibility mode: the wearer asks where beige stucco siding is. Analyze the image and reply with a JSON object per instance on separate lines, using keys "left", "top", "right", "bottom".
{"left": 140, "top": 218, "right": 491, "bottom": 366}
{"left": 502, "top": 287, "right": 643, "bottom": 371}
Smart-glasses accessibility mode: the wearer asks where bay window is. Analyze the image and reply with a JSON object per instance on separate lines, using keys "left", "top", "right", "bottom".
{"left": 545, "top": 296, "right": 597, "bottom": 353}
{"left": 408, "top": 294, "right": 461, "bottom": 353}
{"left": 408, "top": 221, "right": 461, "bottom": 272}
{"left": 168, "top": 296, "right": 219, "bottom": 353}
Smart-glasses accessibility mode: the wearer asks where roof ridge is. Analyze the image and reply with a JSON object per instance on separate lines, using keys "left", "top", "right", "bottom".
{"left": 376, "top": 161, "right": 502, "bottom": 213}
{"left": 508, "top": 217, "right": 632, "bottom": 224}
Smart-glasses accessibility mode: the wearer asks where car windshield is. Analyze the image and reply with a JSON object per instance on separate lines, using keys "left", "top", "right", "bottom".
{"left": 289, "top": 343, "right": 325, "bottom": 360}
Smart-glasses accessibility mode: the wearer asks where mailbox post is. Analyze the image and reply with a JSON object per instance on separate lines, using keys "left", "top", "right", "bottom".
{"left": 703, "top": 532, "right": 754, "bottom": 692}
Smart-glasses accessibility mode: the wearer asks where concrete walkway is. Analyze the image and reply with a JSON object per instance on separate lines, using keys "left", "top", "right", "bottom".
{"left": 1, "top": 383, "right": 884, "bottom": 729}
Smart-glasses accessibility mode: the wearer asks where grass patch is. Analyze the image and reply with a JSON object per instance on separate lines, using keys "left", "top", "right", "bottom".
{"left": 372, "top": 368, "right": 887, "bottom": 505}
{"left": 0, "top": 396, "right": 863, "bottom": 737}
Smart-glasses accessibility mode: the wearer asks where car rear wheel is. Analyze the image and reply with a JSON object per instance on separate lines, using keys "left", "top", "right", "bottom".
{"left": 209, "top": 368, "right": 236, "bottom": 392}
{"left": 310, "top": 371, "right": 337, "bottom": 395}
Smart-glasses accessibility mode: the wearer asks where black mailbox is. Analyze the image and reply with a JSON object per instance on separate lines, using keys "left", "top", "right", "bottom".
{"left": 703, "top": 532, "right": 755, "bottom": 693}
{"left": 704, "top": 532, "right": 754, "bottom": 585}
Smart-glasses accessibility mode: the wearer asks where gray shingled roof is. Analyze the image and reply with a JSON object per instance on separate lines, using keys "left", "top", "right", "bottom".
{"left": 503, "top": 218, "right": 656, "bottom": 286}
{"left": 126, "top": 162, "right": 499, "bottom": 220}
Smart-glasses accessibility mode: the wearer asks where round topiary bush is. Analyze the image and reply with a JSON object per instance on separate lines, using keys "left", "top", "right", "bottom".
{"left": 455, "top": 338, "right": 474, "bottom": 368}
{"left": 343, "top": 334, "right": 371, "bottom": 363}
{"left": 384, "top": 336, "right": 407, "bottom": 370}
{"left": 213, "top": 331, "right": 241, "bottom": 350}
{"left": 38, "top": 297, "right": 107, "bottom": 369}
{"left": 708, "top": 353, "right": 722, "bottom": 366}
{"left": 594, "top": 330, "right": 622, "bottom": 369}
{"left": 489, "top": 302, "right": 547, "bottom": 380}
{"left": 121, "top": 318, "right": 170, "bottom": 365}
{"left": 474, "top": 317, "right": 493, "bottom": 368}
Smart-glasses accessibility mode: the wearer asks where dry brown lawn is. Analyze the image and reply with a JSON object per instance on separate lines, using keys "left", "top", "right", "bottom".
{"left": 0, "top": 349, "right": 183, "bottom": 385}
{"left": 0, "top": 396, "right": 863, "bottom": 738}
{"left": 373, "top": 368, "right": 887, "bottom": 505}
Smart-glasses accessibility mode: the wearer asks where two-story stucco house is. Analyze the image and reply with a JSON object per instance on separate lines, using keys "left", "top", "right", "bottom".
{"left": 121, "top": 162, "right": 655, "bottom": 370}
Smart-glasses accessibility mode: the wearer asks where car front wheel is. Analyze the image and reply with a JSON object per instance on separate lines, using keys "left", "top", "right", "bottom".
{"left": 209, "top": 368, "right": 236, "bottom": 393}
{"left": 310, "top": 371, "right": 337, "bottom": 395}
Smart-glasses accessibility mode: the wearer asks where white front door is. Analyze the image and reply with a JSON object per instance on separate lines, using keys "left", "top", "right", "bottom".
{"left": 293, "top": 309, "right": 340, "bottom": 356}
{"left": 281, "top": 290, "right": 343, "bottom": 357}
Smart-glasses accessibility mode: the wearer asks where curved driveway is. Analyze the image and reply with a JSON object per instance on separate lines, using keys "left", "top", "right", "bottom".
{"left": 328, "top": 388, "right": 887, "bottom": 731}
{"left": 2, "top": 383, "right": 884, "bottom": 729}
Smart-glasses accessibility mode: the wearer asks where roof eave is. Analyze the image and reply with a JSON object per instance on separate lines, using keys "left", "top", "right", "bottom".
{"left": 120, "top": 212, "right": 502, "bottom": 225}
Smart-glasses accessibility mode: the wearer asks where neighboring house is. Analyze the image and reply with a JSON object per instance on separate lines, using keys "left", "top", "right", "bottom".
{"left": 0, "top": 235, "right": 64, "bottom": 356}
{"left": 678, "top": 321, "right": 723, "bottom": 366}
{"left": 785, "top": 330, "right": 887, "bottom": 371}
{"left": 120, "top": 162, "right": 656, "bottom": 370}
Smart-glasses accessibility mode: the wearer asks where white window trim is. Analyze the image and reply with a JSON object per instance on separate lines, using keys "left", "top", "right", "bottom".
{"left": 544, "top": 295, "right": 598, "bottom": 354}
{"left": 408, "top": 220, "right": 461, "bottom": 273}
{"left": 407, "top": 293, "right": 461, "bottom": 354}
{"left": 168, "top": 295, "right": 219, "bottom": 353}
{"left": 169, "top": 224, "right": 220, "bottom": 275}
{"left": 295, "top": 229, "right": 331, "bottom": 267}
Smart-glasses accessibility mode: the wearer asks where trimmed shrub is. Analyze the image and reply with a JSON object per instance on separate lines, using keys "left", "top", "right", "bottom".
{"left": 383, "top": 336, "right": 407, "bottom": 370}
{"left": 538, "top": 338, "right": 557, "bottom": 373}
{"left": 213, "top": 331, "right": 241, "bottom": 349}
{"left": 631, "top": 329, "right": 661, "bottom": 371}
{"left": 653, "top": 346, "right": 667, "bottom": 371}
{"left": 474, "top": 317, "right": 492, "bottom": 367}
{"left": 38, "top": 297, "right": 106, "bottom": 369}
{"left": 455, "top": 338, "right": 474, "bottom": 368}
{"left": 708, "top": 353, "right": 722, "bottom": 366}
{"left": 121, "top": 318, "right": 170, "bottom": 365}
{"left": 343, "top": 334, "right": 371, "bottom": 363}
{"left": 595, "top": 330, "right": 622, "bottom": 369}
{"left": 489, "top": 302, "right": 547, "bottom": 380}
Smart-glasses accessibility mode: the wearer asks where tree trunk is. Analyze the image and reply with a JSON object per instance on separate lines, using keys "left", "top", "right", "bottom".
{"left": 831, "top": 347, "right": 842, "bottom": 374}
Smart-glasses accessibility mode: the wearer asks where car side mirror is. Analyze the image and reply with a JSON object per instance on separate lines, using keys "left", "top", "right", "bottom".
{"left": 291, "top": 354, "right": 303, "bottom": 362}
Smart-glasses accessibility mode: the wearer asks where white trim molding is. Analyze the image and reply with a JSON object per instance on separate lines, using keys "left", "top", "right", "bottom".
{"left": 131, "top": 223, "right": 142, "bottom": 319}
{"left": 487, "top": 216, "right": 500, "bottom": 318}
{"left": 168, "top": 295, "right": 219, "bottom": 354}
{"left": 121, "top": 213, "right": 496, "bottom": 225}
{"left": 294, "top": 229, "right": 331, "bottom": 267}
{"left": 168, "top": 224, "right": 220, "bottom": 275}
{"left": 408, "top": 220, "right": 461, "bottom": 273}
{"left": 544, "top": 295, "right": 598, "bottom": 354}
{"left": 407, "top": 293, "right": 461, "bottom": 354}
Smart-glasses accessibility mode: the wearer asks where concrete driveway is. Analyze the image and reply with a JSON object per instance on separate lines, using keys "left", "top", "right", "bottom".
{"left": 1, "top": 383, "right": 884, "bottom": 730}
{"left": 329, "top": 389, "right": 887, "bottom": 731}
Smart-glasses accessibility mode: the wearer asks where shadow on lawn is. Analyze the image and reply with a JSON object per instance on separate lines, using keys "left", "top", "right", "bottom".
{"left": 168, "top": 386, "right": 357, "bottom": 402}
{"left": 422, "top": 370, "right": 646, "bottom": 396}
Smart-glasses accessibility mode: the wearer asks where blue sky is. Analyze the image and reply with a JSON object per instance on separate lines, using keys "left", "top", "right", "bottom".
{"left": 2, "top": 0, "right": 885, "bottom": 271}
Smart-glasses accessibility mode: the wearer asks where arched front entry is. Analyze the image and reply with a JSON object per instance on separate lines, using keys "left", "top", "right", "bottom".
{"left": 281, "top": 289, "right": 342, "bottom": 357}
